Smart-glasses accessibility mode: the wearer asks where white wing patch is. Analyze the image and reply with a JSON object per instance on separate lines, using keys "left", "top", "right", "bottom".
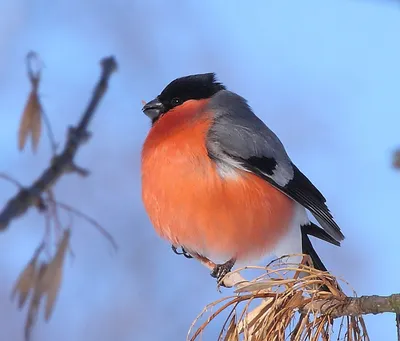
{"left": 215, "top": 160, "right": 241, "bottom": 179}
{"left": 270, "top": 163, "right": 293, "bottom": 187}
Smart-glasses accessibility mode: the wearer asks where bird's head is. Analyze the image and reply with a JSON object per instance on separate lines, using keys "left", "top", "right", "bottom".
{"left": 142, "top": 73, "right": 226, "bottom": 124}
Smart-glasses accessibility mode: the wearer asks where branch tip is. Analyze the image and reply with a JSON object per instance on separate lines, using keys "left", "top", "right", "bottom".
{"left": 100, "top": 56, "right": 118, "bottom": 74}
{"left": 0, "top": 54, "right": 118, "bottom": 231}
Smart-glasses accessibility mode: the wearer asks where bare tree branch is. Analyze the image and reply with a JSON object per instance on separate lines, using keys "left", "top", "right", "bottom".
{"left": 191, "top": 259, "right": 400, "bottom": 340}
{"left": 0, "top": 56, "right": 117, "bottom": 231}
{"left": 221, "top": 267, "right": 400, "bottom": 318}
{"left": 301, "top": 293, "right": 400, "bottom": 318}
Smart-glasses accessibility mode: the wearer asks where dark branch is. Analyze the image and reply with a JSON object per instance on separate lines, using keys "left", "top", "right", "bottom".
{"left": 0, "top": 56, "right": 117, "bottom": 231}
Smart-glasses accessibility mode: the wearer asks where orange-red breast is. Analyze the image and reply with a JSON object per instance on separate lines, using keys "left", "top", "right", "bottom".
{"left": 141, "top": 73, "right": 344, "bottom": 282}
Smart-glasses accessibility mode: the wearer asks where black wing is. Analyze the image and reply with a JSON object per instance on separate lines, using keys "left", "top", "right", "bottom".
{"left": 238, "top": 159, "right": 344, "bottom": 242}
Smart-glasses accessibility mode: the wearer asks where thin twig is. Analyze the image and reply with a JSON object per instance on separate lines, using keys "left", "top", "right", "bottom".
{"left": 0, "top": 56, "right": 117, "bottom": 231}
{"left": 25, "top": 52, "right": 58, "bottom": 154}
{"left": 0, "top": 173, "right": 23, "bottom": 188}
{"left": 26, "top": 52, "right": 42, "bottom": 86}
{"left": 45, "top": 191, "right": 76, "bottom": 258}
{"left": 41, "top": 108, "right": 58, "bottom": 155}
{"left": 54, "top": 201, "right": 118, "bottom": 251}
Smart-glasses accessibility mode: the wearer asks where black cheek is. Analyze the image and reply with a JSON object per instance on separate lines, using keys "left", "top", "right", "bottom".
{"left": 246, "top": 156, "right": 277, "bottom": 175}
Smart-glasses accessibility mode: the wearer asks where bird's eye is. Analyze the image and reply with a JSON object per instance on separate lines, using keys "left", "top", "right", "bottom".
{"left": 171, "top": 97, "right": 183, "bottom": 106}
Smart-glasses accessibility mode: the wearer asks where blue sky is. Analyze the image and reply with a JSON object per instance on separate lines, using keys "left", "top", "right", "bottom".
{"left": 0, "top": 0, "right": 400, "bottom": 340}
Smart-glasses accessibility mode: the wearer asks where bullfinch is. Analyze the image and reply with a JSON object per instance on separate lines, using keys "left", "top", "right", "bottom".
{"left": 141, "top": 73, "right": 344, "bottom": 283}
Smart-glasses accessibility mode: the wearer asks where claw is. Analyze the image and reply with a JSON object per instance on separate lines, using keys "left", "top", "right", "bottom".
{"left": 182, "top": 248, "right": 193, "bottom": 258}
{"left": 171, "top": 245, "right": 193, "bottom": 259}
{"left": 171, "top": 245, "right": 180, "bottom": 255}
{"left": 211, "top": 258, "right": 236, "bottom": 285}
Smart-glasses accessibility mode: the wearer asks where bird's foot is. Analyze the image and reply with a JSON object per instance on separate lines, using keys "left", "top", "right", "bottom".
{"left": 211, "top": 258, "right": 236, "bottom": 285}
{"left": 171, "top": 245, "right": 193, "bottom": 259}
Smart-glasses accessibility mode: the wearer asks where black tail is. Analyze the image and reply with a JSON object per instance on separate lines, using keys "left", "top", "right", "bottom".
{"left": 300, "top": 223, "right": 343, "bottom": 293}
{"left": 300, "top": 222, "right": 340, "bottom": 272}
{"left": 301, "top": 228, "right": 327, "bottom": 271}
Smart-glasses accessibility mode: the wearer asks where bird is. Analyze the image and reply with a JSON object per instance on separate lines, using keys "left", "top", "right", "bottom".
{"left": 141, "top": 73, "right": 344, "bottom": 284}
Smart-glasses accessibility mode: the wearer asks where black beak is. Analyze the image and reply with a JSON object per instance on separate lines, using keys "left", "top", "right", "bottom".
{"left": 142, "top": 98, "right": 165, "bottom": 120}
